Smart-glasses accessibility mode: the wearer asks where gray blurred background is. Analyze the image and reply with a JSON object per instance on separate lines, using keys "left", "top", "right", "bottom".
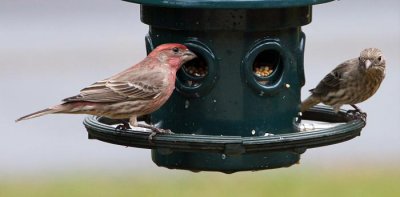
{"left": 1, "top": 0, "right": 399, "bottom": 177}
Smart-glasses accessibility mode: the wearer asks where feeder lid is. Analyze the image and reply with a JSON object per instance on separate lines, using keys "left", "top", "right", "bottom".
{"left": 124, "top": 0, "right": 334, "bottom": 8}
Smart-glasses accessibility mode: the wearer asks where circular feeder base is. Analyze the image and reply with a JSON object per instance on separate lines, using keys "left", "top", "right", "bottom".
{"left": 84, "top": 106, "right": 365, "bottom": 173}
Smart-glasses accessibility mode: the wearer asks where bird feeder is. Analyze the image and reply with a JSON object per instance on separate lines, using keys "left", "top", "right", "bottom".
{"left": 84, "top": 0, "right": 366, "bottom": 173}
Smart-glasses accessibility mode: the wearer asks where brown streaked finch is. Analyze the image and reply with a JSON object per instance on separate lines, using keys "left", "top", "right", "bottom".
{"left": 300, "top": 48, "right": 386, "bottom": 120}
{"left": 16, "top": 43, "right": 197, "bottom": 136}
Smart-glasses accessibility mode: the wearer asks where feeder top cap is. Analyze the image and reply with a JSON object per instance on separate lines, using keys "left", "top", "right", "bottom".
{"left": 124, "top": 0, "right": 333, "bottom": 8}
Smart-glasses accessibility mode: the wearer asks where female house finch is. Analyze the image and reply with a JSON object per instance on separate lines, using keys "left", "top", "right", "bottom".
{"left": 301, "top": 48, "right": 386, "bottom": 119}
{"left": 16, "top": 43, "right": 197, "bottom": 134}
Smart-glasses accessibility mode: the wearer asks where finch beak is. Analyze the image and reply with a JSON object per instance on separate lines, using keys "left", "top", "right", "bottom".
{"left": 365, "top": 60, "right": 372, "bottom": 68}
{"left": 182, "top": 50, "right": 197, "bottom": 61}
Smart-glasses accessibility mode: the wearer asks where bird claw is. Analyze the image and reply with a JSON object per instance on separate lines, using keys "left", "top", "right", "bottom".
{"left": 148, "top": 132, "right": 157, "bottom": 142}
{"left": 148, "top": 128, "right": 174, "bottom": 142}
{"left": 358, "top": 112, "right": 367, "bottom": 122}
{"left": 136, "top": 123, "right": 174, "bottom": 143}
{"left": 115, "top": 121, "right": 131, "bottom": 132}
{"left": 346, "top": 110, "right": 367, "bottom": 122}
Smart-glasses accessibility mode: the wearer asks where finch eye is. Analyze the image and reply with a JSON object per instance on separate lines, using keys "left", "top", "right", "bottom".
{"left": 378, "top": 56, "right": 382, "bottom": 61}
{"left": 172, "top": 47, "right": 179, "bottom": 53}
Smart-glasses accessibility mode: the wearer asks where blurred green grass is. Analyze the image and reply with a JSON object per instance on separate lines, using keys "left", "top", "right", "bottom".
{"left": 1, "top": 167, "right": 398, "bottom": 197}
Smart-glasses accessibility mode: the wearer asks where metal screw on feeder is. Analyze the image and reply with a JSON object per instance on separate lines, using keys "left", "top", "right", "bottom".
{"left": 84, "top": 0, "right": 366, "bottom": 173}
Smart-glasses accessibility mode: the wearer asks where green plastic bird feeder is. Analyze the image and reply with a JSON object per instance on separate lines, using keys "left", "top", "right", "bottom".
{"left": 84, "top": 0, "right": 366, "bottom": 173}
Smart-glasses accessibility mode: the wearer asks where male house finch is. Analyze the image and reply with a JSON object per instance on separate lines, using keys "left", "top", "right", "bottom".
{"left": 300, "top": 48, "right": 385, "bottom": 119}
{"left": 16, "top": 43, "right": 197, "bottom": 134}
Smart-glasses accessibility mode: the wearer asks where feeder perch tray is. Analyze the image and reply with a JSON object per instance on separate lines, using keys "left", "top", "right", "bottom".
{"left": 84, "top": 106, "right": 365, "bottom": 166}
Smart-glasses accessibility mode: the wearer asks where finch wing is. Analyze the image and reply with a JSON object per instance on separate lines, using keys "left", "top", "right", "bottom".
{"left": 63, "top": 70, "right": 166, "bottom": 103}
{"left": 62, "top": 80, "right": 125, "bottom": 102}
{"left": 311, "top": 60, "right": 355, "bottom": 96}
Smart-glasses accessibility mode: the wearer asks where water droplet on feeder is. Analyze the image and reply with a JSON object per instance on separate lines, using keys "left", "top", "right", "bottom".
{"left": 185, "top": 100, "right": 190, "bottom": 109}
{"left": 264, "top": 133, "right": 274, "bottom": 136}
{"left": 251, "top": 130, "right": 256, "bottom": 135}
{"left": 259, "top": 91, "right": 264, "bottom": 96}
{"left": 213, "top": 99, "right": 217, "bottom": 103}
{"left": 221, "top": 154, "right": 226, "bottom": 160}
{"left": 298, "top": 112, "right": 303, "bottom": 116}
{"left": 285, "top": 83, "right": 291, "bottom": 88}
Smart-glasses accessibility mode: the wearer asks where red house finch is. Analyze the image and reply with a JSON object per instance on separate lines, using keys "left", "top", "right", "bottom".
{"left": 301, "top": 48, "right": 386, "bottom": 119}
{"left": 16, "top": 43, "right": 197, "bottom": 135}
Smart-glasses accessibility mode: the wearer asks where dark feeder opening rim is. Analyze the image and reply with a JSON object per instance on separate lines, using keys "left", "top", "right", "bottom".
{"left": 84, "top": 105, "right": 365, "bottom": 155}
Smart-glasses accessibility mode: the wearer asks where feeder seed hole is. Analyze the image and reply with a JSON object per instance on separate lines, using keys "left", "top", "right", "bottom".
{"left": 252, "top": 49, "right": 280, "bottom": 78}
{"left": 182, "top": 53, "right": 208, "bottom": 78}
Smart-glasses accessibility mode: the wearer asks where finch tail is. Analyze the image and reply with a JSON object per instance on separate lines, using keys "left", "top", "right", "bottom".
{"left": 15, "top": 106, "right": 63, "bottom": 122}
{"left": 300, "top": 95, "right": 320, "bottom": 112}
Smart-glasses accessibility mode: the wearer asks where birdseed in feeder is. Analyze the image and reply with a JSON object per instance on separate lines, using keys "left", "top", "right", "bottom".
{"left": 183, "top": 60, "right": 208, "bottom": 77}
{"left": 254, "top": 63, "right": 273, "bottom": 77}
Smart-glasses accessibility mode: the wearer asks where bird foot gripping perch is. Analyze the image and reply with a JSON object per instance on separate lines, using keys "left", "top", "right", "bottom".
{"left": 115, "top": 120, "right": 174, "bottom": 141}
{"left": 115, "top": 120, "right": 132, "bottom": 131}
{"left": 136, "top": 123, "right": 174, "bottom": 141}
{"left": 346, "top": 104, "right": 367, "bottom": 123}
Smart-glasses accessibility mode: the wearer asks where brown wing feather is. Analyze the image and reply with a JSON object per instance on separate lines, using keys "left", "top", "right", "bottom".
{"left": 107, "top": 79, "right": 164, "bottom": 100}
{"left": 63, "top": 69, "right": 167, "bottom": 103}
{"left": 311, "top": 58, "right": 357, "bottom": 96}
